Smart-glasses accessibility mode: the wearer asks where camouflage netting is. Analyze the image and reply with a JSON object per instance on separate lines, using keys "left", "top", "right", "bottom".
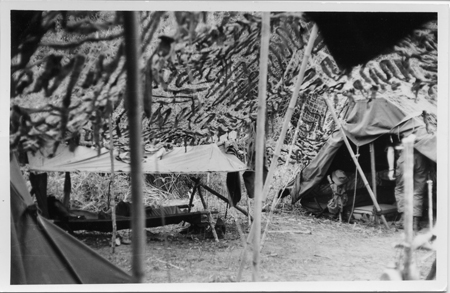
{"left": 10, "top": 11, "right": 437, "bottom": 166}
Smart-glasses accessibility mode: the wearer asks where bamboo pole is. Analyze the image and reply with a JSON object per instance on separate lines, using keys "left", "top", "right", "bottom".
{"left": 252, "top": 11, "right": 271, "bottom": 282}
{"left": 369, "top": 143, "right": 379, "bottom": 224}
{"left": 323, "top": 95, "right": 390, "bottom": 229}
{"left": 123, "top": 11, "right": 145, "bottom": 283}
{"left": 427, "top": 180, "right": 433, "bottom": 231}
{"left": 109, "top": 115, "right": 117, "bottom": 254}
{"left": 402, "top": 134, "right": 416, "bottom": 280}
{"left": 236, "top": 23, "right": 318, "bottom": 281}
{"left": 261, "top": 24, "right": 318, "bottom": 200}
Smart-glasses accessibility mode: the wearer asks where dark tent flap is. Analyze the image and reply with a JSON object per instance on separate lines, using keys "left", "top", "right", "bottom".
{"left": 305, "top": 12, "right": 436, "bottom": 71}
{"left": 10, "top": 156, "right": 133, "bottom": 284}
{"left": 342, "top": 97, "right": 431, "bottom": 146}
{"left": 290, "top": 131, "right": 344, "bottom": 204}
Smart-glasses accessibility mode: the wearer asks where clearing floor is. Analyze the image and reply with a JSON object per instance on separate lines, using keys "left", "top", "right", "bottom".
{"left": 74, "top": 205, "right": 436, "bottom": 283}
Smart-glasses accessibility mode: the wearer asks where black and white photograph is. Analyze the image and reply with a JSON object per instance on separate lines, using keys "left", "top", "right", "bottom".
{"left": 1, "top": 1, "right": 448, "bottom": 292}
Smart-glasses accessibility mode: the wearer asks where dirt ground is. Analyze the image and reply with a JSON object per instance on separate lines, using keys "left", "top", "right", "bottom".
{"left": 73, "top": 204, "right": 436, "bottom": 283}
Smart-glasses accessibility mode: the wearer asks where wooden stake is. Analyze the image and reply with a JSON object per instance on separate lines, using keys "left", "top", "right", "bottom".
{"left": 402, "top": 134, "right": 416, "bottom": 280}
{"left": 123, "top": 11, "right": 145, "bottom": 283}
{"left": 63, "top": 172, "right": 71, "bottom": 209}
{"left": 427, "top": 180, "right": 433, "bottom": 232}
{"left": 109, "top": 115, "right": 117, "bottom": 254}
{"left": 370, "top": 143, "right": 379, "bottom": 224}
{"left": 252, "top": 11, "right": 271, "bottom": 282}
{"left": 323, "top": 94, "right": 390, "bottom": 229}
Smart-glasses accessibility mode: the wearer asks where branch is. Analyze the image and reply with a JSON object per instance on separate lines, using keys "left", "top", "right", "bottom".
{"left": 40, "top": 32, "right": 123, "bottom": 50}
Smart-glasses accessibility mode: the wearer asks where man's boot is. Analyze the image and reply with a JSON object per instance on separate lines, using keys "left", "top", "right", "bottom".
{"left": 413, "top": 216, "right": 420, "bottom": 232}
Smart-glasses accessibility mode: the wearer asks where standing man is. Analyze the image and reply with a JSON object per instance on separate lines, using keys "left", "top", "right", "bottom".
{"left": 387, "top": 136, "right": 429, "bottom": 231}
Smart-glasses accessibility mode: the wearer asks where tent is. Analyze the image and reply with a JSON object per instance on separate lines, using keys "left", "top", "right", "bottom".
{"left": 26, "top": 143, "right": 250, "bottom": 229}
{"left": 28, "top": 143, "right": 247, "bottom": 174}
{"left": 10, "top": 155, "right": 133, "bottom": 284}
{"left": 289, "top": 97, "right": 437, "bottom": 208}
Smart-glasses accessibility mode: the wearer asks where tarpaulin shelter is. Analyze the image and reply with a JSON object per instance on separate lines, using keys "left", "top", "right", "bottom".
{"left": 28, "top": 143, "right": 248, "bottom": 174}
{"left": 10, "top": 155, "right": 133, "bottom": 284}
{"left": 26, "top": 143, "right": 250, "bottom": 231}
{"left": 289, "top": 97, "right": 437, "bottom": 207}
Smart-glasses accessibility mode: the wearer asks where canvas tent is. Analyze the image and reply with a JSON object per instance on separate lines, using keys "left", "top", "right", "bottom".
{"left": 28, "top": 143, "right": 247, "bottom": 174}
{"left": 289, "top": 97, "right": 437, "bottom": 208}
{"left": 10, "top": 155, "right": 133, "bottom": 284}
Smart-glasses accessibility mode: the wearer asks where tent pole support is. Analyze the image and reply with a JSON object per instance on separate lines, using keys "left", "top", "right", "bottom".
{"left": 196, "top": 183, "right": 220, "bottom": 242}
{"left": 200, "top": 183, "right": 251, "bottom": 219}
{"left": 63, "top": 172, "right": 71, "bottom": 209}
{"left": 182, "top": 184, "right": 198, "bottom": 227}
{"left": 323, "top": 95, "right": 390, "bottom": 229}
{"left": 189, "top": 177, "right": 251, "bottom": 219}
{"left": 187, "top": 183, "right": 198, "bottom": 213}
{"left": 123, "top": 11, "right": 145, "bottom": 283}
{"left": 370, "top": 143, "right": 379, "bottom": 225}
{"left": 237, "top": 23, "right": 319, "bottom": 281}
{"left": 29, "top": 172, "right": 49, "bottom": 218}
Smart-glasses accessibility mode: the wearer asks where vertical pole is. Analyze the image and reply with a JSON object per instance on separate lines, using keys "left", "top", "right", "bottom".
{"left": 123, "top": 11, "right": 145, "bottom": 283}
{"left": 427, "top": 180, "right": 433, "bottom": 231}
{"left": 109, "top": 115, "right": 117, "bottom": 254}
{"left": 197, "top": 186, "right": 219, "bottom": 242}
{"left": 370, "top": 143, "right": 378, "bottom": 223}
{"left": 236, "top": 23, "right": 319, "bottom": 281}
{"left": 252, "top": 11, "right": 271, "bottom": 282}
{"left": 63, "top": 172, "right": 71, "bottom": 209}
{"left": 402, "top": 134, "right": 416, "bottom": 280}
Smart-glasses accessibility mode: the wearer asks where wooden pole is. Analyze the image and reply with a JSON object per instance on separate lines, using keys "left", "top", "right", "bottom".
{"left": 427, "top": 180, "right": 433, "bottom": 231}
{"left": 123, "top": 11, "right": 145, "bottom": 283}
{"left": 236, "top": 24, "right": 318, "bottom": 281}
{"left": 252, "top": 11, "right": 271, "bottom": 282}
{"left": 63, "top": 172, "right": 71, "bottom": 209}
{"left": 369, "top": 143, "right": 377, "bottom": 199}
{"left": 261, "top": 24, "right": 318, "bottom": 200}
{"left": 109, "top": 115, "right": 117, "bottom": 254}
{"left": 197, "top": 186, "right": 220, "bottom": 242}
{"left": 402, "top": 134, "right": 416, "bottom": 280}
{"left": 369, "top": 143, "right": 378, "bottom": 224}
{"left": 200, "top": 183, "right": 251, "bottom": 219}
{"left": 323, "top": 95, "right": 390, "bottom": 229}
